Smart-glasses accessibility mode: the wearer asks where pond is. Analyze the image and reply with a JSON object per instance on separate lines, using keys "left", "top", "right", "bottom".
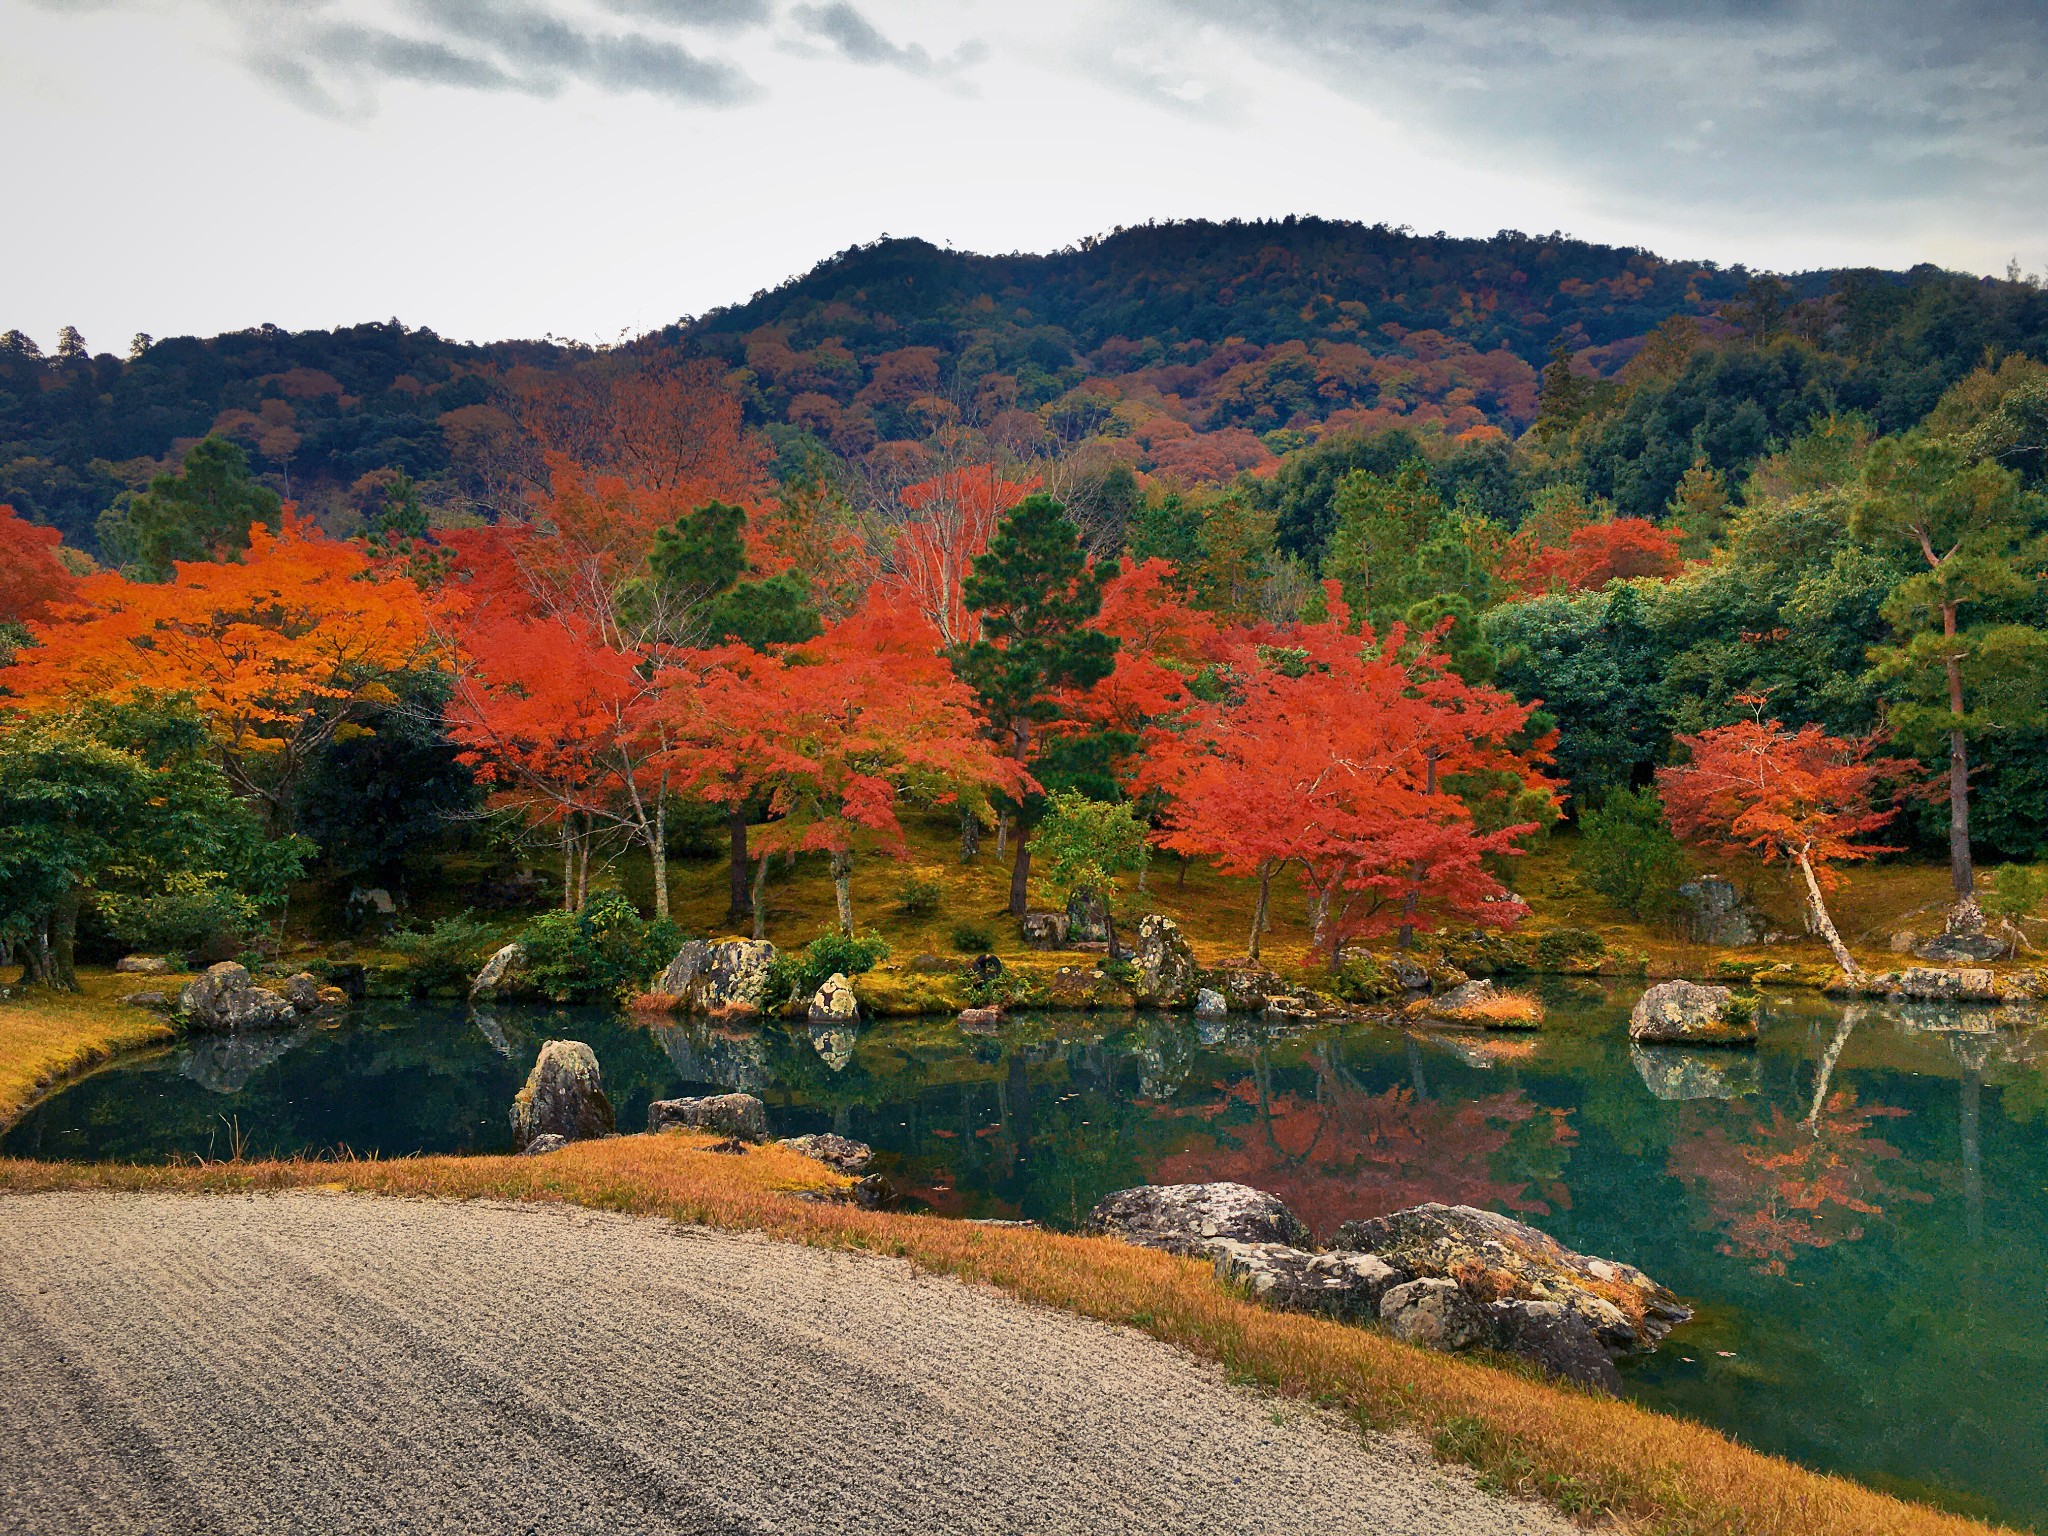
{"left": 6, "top": 984, "right": 2046, "bottom": 1529}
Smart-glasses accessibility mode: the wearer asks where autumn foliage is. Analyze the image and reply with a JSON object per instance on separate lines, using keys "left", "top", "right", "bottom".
{"left": 0, "top": 505, "right": 79, "bottom": 627}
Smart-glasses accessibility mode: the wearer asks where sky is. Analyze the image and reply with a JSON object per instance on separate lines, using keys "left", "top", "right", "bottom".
{"left": 5, "top": 0, "right": 2043, "bottom": 351}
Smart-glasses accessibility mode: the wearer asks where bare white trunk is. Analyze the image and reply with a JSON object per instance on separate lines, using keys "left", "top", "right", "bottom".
{"left": 1795, "top": 846, "right": 1859, "bottom": 978}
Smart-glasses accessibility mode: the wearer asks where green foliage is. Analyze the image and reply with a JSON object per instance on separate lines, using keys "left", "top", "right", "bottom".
{"left": 948, "top": 921, "right": 995, "bottom": 953}
{"left": 1984, "top": 864, "right": 2048, "bottom": 922}
{"left": 1030, "top": 791, "right": 1150, "bottom": 903}
{"left": 1575, "top": 788, "right": 1692, "bottom": 919}
{"left": 96, "top": 435, "right": 282, "bottom": 580}
{"left": 893, "top": 873, "right": 943, "bottom": 917}
{"left": 1533, "top": 927, "right": 1607, "bottom": 970}
{"left": 387, "top": 913, "right": 502, "bottom": 995}
{"left": 645, "top": 500, "right": 820, "bottom": 649}
{"left": 365, "top": 468, "right": 429, "bottom": 540}
{"left": 765, "top": 930, "right": 889, "bottom": 1005}
{"left": 1324, "top": 460, "right": 1447, "bottom": 628}
{"left": 516, "top": 891, "right": 685, "bottom": 1002}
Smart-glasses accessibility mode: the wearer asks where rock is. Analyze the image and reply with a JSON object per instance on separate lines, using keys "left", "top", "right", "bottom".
{"left": 1333, "top": 1202, "right": 1690, "bottom": 1353}
{"left": 1433, "top": 978, "right": 1499, "bottom": 1011}
{"left": 1131, "top": 915, "right": 1199, "bottom": 1006}
{"left": 178, "top": 963, "right": 297, "bottom": 1032}
{"left": 509, "top": 1040, "right": 615, "bottom": 1151}
{"left": 1894, "top": 967, "right": 1998, "bottom": 1002}
{"left": 957, "top": 1005, "right": 1003, "bottom": 1033}
{"left": 1020, "top": 910, "right": 1070, "bottom": 948}
{"left": 349, "top": 885, "right": 397, "bottom": 917}
{"left": 1487, "top": 1300, "right": 1622, "bottom": 1394}
{"left": 647, "top": 1091, "right": 769, "bottom": 1142}
{"left": 1424, "top": 978, "right": 1542, "bottom": 1028}
{"left": 1083, "top": 1182, "right": 1312, "bottom": 1258}
{"left": 1389, "top": 958, "right": 1429, "bottom": 991}
{"left": 520, "top": 1133, "right": 570, "bottom": 1156}
{"left": 1630, "top": 1045, "right": 1759, "bottom": 1101}
{"left": 469, "top": 942, "right": 526, "bottom": 1001}
{"left": 1216, "top": 966, "right": 1285, "bottom": 1012}
{"left": 1889, "top": 931, "right": 1919, "bottom": 955}
{"left": 654, "top": 939, "right": 779, "bottom": 1013}
{"left": 851, "top": 1173, "right": 895, "bottom": 1209}
{"left": 1914, "top": 931, "right": 2006, "bottom": 963}
{"left": 776, "top": 1132, "right": 874, "bottom": 1173}
{"left": 969, "top": 952, "right": 1004, "bottom": 984}
{"left": 808, "top": 1024, "right": 855, "bottom": 1072}
{"left": 907, "top": 953, "right": 960, "bottom": 974}
{"left": 315, "top": 985, "right": 351, "bottom": 1012}
{"left": 808, "top": 972, "right": 859, "bottom": 1023}
{"left": 1194, "top": 987, "right": 1228, "bottom": 1018}
{"left": 281, "top": 972, "right": 323, "bottom": 1012}
{"left": 1628, "top": 980, "right": 1758, "bottom": 1045}
{"left": 1065, "top": 888, "right": 1111, "bottom": 943}
{"left": 1380, "top": 1279, "right": 1491, "bottom": 1351}
{"left": 1263, "top": 994, "right": 1318, "bottom": 1022}
{"left": 1672, "top": 876, "right": 1764, "bottom": 947}
{"left": 1212, "top": 1240, "right": 1405, "bottom": 1324}
{"left": 115, "top": 955, "right": 172, "bottom": 975}
{"left": 123, "top": 991, "right": 171, "bottom": 1010}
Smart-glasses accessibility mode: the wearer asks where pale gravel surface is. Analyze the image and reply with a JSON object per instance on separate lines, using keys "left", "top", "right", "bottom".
{"left": 0, "top": 1192, "right": 1570, "bottom": 1536}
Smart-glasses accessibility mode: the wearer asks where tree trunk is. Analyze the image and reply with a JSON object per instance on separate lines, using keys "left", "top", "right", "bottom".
{"left": 649, "top": 797, "right": 669, "bottom": 922}
{"left": 996, "top": 815, "right": 1008, "bottom": 857}
{"left": 561, "top": 823, "right": 576, "bottom": 912}
{"left": 728, "top": 807, "right": 752, "bottom": 922}
{"left": 575, "top": 822, "right": 591, "bottom": 912}
{"left": 1795, "top": 845, "right": 1860, "bottom": 978}
{"left": 1943, "top": 604, "right": 1974, "bottom": 901}
{"left": 831, "top": 849, "right": 854, "bottom": 936}
{"left": 1177, "top": 852, "right": 1189, "bottom": 888}
{"left": 959, "top": 808, "right": 980, "bottom": 863}
{"left": 1248, "top": 862, "right": 1273, "bottom": 960}
{"left": 1008, "top": 837, "right": 1031, "bottom": 918}
{"left": 49, "top": 886, "right": 80, "bottom": 991}
{"left": 751, "top": 855, "right": 770, "bottom": 941}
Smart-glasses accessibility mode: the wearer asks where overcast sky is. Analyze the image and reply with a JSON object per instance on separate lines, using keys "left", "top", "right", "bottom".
{"left": 5, "top": 0, "right": 2043, "bottom": 350}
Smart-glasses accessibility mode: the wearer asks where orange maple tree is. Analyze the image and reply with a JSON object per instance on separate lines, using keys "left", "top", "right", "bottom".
{"left": 886, "top": 464, "right": 1037, "bottom": 645}
{"left": 1657, "top": 702, "right": 1917, "bottom": 976}
{"left": 1501, "top": 515, "right": 1685, "bottom": 595}
{"left": 0, "top": 516, "right": 437, "bottom": 827}
{"left": 0, "top": 505, "right": 79, "bottom": 628}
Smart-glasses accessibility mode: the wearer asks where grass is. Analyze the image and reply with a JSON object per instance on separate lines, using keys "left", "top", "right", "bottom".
{"left": 1424, "top": 989, "right": 1545, "bottom": 1028}
{"left": 0, "top": 1132, "right": 2012, "bottom": 1536}
{"left": 0, "top": 969, "right": 180, "bottom": 1128}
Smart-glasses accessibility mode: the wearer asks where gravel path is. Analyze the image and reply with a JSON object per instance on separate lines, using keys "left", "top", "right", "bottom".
{"left": 0, "top": 1192, "right": 1567, "bottom": 1536}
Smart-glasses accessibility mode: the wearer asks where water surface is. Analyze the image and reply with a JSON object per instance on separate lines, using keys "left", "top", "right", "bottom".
{"left": 7, "top": 986, "right": 2044, "bottom": 1528}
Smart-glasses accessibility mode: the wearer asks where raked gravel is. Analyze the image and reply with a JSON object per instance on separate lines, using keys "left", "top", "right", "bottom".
{"left": 0, "top": 1191, "right": 1570, "bottom": 1535}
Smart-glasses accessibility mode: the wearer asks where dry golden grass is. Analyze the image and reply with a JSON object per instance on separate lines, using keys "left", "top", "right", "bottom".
{"left": 1427, "top": 990, "right": 1546, "bottom": 1028}
{"left": 0, "top": 971, "right": 179, "bottom": 1128}
{"left": 0, "top": 1134, "right": 2009, "bottom": 1536}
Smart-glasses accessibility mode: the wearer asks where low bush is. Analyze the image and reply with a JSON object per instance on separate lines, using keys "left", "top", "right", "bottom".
{"left": 949, "top": 922, "right": 995, "bottom": 953}
{"left": 1574, "top": 788, "right": 1691, "bottom": 920}
{"left": 1533, "top": 927, "right": 1607, "bottom": 971}
{"left": 894, "top": 873, "right": 944, "bottom": 917}
{"left": 765, "top": 930, "right": 889, "bottom": 1006}
{"left": 517, "top": 891, "right": 685, "bottom": 1002}
{"left": 387, "top": 913, "right": 502, "bottom": 995}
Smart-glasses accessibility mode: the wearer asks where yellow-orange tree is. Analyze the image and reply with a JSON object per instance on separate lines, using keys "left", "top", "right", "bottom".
{"left": 0, "top": 517, "right": 440, "bottom": 830}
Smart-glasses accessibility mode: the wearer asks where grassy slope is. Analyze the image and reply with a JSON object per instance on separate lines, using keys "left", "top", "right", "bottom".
{"left": 0, "top": 970, "right": 179, "bottom": 1128}
{"left": 0, "top": 1134, "right": 2012, "bottom": 1536}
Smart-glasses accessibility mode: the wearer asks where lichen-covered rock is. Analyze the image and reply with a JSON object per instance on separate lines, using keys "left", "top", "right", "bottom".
{"left": 808, "top": 1023, "right": 855, "bottom": 1072}
{"left": 1487, "top": 1300, "right": 1622, "bottom": 1394}
{"left": 1630, "top": 1045, "right": 1759, "bottom": 1101}
{"left": 1083, "top": 1182, "right": 1311, "bottom": 1257}
{"left": 1389, "top": 958, "right": 1430, "bottom": 992}
{"left": 1263, "top": 994, "right": 1319, "bottom": 1022}
{"left": 1380, "top": 1279, "right": 1490, "bottom": 1351}
{"left": 1215, "top": 966, "right": 1284, "bottom": 1012}
{"left": 1914, "top": 927, "right": 2006, "bottom": 964}
{"left": 281, "top": 972, "right": 323, "bottom": 1012}
{"left": 1334, "top": 1202, "right": 1690, "bottom": 1352}
{"left": 1891, "top": 967, "right": 1998, "bottom": 1003}
{"left": 1628, "top": 980, "right": 1758, "bottom": 1045}
{"left": 1019, "top": 911, "right": 1069, "bottom": 948}
{"left": 124, "top": 991, "right": 172, "bottom": 1010}
{"left": 1194, "top": 987, "right": 1227, "bottom": 1018}
{"left": 1212, "top": 1240, "right": 1405, "bottom": 1324}
{"left": 509, "top": 1040, "right": 614, "bottom": 1151}
{"left": 1132, "top": 915, "right": 1199, "bottom": 1006}
{"left": 315, "top": 985, "right": 352, "bottom": 1012}
{"left": 956, "top": 1005, "right": 1002, "bottom": 1033}
{"left": 1065, "top": 888, "right": 1111, "bottom": 943}
{"left": 115, "top": 955, "right": 172, "bottom": 975}
{"left": 1672, "top": 876, "right": 1764, "bottom": 948}
{"left": 776, "top": 1132, "right": 873, "bottom": 1173}
{"left": 469, "top": 942, "right": 526, "bottom": 1001}
{"left": 647, "top": 1091, "right": 769, "bottom": 1142}
{"left": 654, "top": 939, "right": 779, "bottom": 1013}
{"left": 520, "top": 1133, "right": 569, "bottom": 1156}
{"left": 808, "top": 972, "right": 859, "bottom": 1023}
{"left": 179, "top": 963, "right": 297, "bottom": 1032}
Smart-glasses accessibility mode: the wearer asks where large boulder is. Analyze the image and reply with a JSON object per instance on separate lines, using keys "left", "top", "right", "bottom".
{"left": 179, "top": 963, "right": 297, "bottom": 1032}
{"left": 1212, "top": 1240, "right": 1405, "bottom": 1324}
{"left": 469, "top": 942, "right": 526, "bottom": 1001}
{"left": 1019, "top": 910, "right": 1070, "bottom": 948}
{"left": 1333, "top": 1202, "right": 1690, "bottom": 1353}
{"left": 281, "top": 972, "right": 324, "bottom": 1012}
{"left": 1915, "top": 900, "right": 2005, "bottom": 962}
{"left": 509, "top": 1040, "right": 615, "bottom": 1151}
{"left": 1379, "top": 1279, "right": 1490, "bottom": 1351}
{"left": 115, "top": 955, "right": 173, "bottom": 975}
{"left": 1083, "top": 1182, "right": 1311, "bottom": 1257}
{"left": 1131, "top": 915, "right": 1199, "bottom": 1007}
{"left": 808, "top": 972, "right": 859, "bottom": 1024}
{"left": 648, "top": 1092, "right": 769, "bottom": 1142}
{"left": 776, "top": 1132, "right": 874, "bottom": 1173}
{"left": 1671, "top": 876, "right": 1764, "bottom": 947}
{"left": 654, "top": 939, "right": 779, "bottom": 1014}
{"left": 1487, "top": 1300, "right": 1622, "bottom": 1395}
{"left": 1628, "top": 980, "right": 1758, "bottom": 1045}
{"left": 1194, "top": 987, "right": 1228, "bottom": 1018}
{"left": 1065, "top": 888, "right": 1111, "bottom": 943}
{"left": 1891, "top": 967, "right": 1998, "bottom": 1003}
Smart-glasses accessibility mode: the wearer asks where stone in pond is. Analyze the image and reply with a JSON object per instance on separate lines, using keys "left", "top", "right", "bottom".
{"left": 179, "top": 963, "right": 297, "bottom": 1032}
{"left": 1083, "top": 1182, "right": 1312, "bottom": 1258}
{"left": 808, "top": 972, "right": 859, "bottom": 1023}
{"left": 509, "top": 1040, "right": 615, "bottom": 1151}
{"left": 1131, "top": 915, "right": 1199, "bottom": 1007}
{"left": 1211, "top": 1240, "right": 1405, "bottom": 1324}
{"left": 1630, "top": 1045, "right": 1759, "bottom": 1101}
{"left": 1194, "top": 987, "right": 1227, "bottom": 1018}
{"left": 647, "top": 1092, "right": 769, "bottom": 1142}
{"left": 654, "top": 939, "right": 780, "bottom": 1014}
{"left": 776, "top": 1132, "right": 874, "bottom": 1173}
{"left": 469, "top": 942, "right": 526, "bottom": 1001}
{"left": 957, "top": 1006, "right": 1002, "bottom": 1033}
{"left": 1487, "top": 1299, "right": 1622, "bottom": 1395}
{"left": 281, "top": 972, "right": 323, "bottom": 1012}
{"left": 1379, "top": 1279, "right": 1490, "bottom": 1351}
{"left": 1628, "top": 980, "right": 1757, "bottom": 1046}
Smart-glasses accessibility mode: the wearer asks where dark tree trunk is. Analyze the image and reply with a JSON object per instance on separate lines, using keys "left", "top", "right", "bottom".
{"left": 728, "top": 807, "right": 752, "bottom": 921}
{"left": 1008, "top": 837, "right": 1031, "bottom": 918}
{"left": 959, "top": 808, "right": 980, "bottom": 863}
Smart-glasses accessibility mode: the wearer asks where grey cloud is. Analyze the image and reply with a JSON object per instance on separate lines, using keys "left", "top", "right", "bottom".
{"left": 790, "top": 2, "right": 984, "bottom": 79}
{"left": 1157, "top": 0, "right": 2048, "bottom": 232}
{"left": 600, "top": 0, "right": 770, "bottom": 28}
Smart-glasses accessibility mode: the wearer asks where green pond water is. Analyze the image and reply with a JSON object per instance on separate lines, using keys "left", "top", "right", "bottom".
{"left": 6, "top": 984, "right": 2046, "bottom": 1528}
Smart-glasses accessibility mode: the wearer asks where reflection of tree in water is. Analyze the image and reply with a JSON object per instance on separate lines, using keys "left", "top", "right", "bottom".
{"left": 1146, "top": 1048, "right": 1576, "bottom": 1239}
{"left": 1667, "top": 1085, "right": 1927, "bottom": 1275}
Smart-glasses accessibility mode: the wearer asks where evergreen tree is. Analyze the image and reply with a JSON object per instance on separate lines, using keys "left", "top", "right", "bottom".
{"left": 96, "top": 435, "right": 283, "bottom": 580}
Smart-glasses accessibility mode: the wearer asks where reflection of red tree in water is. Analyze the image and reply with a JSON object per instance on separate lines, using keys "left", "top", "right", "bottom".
{"left": 1151, "top": 1077, "right": 1574, "bottom": 1240}
{"left": 1668, "top": 1089, "right": 1928, "bottom": 1275}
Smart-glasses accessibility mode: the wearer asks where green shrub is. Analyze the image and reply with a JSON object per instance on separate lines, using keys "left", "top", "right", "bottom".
{"left": 1533, "top": 927, "right": 1607, "bottom": 971}
{"left": 949, "top": 921, "right": 995, "bottom": 953}
{"left": 894, "top": 873, "right": 944, "bottom": 917}
{"left": 1985, "top": 863, "right": 2048, "bottom": 922}
{"left": 765, "top": 930, "right": 889, "bottom": 1005}
{"left": 387, "top": 912, "right": 502, "bottom": 995}
{"left": 517, "top": 891, "right": 685, "bottom": 1002}
{"left": 1575, "top": 788, "right": 1691, "bottom": 919}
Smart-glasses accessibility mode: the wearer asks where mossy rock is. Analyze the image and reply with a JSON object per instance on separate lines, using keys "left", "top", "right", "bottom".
{"left": 1750, "top": 960, "right": 1839, "bottom": 990}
